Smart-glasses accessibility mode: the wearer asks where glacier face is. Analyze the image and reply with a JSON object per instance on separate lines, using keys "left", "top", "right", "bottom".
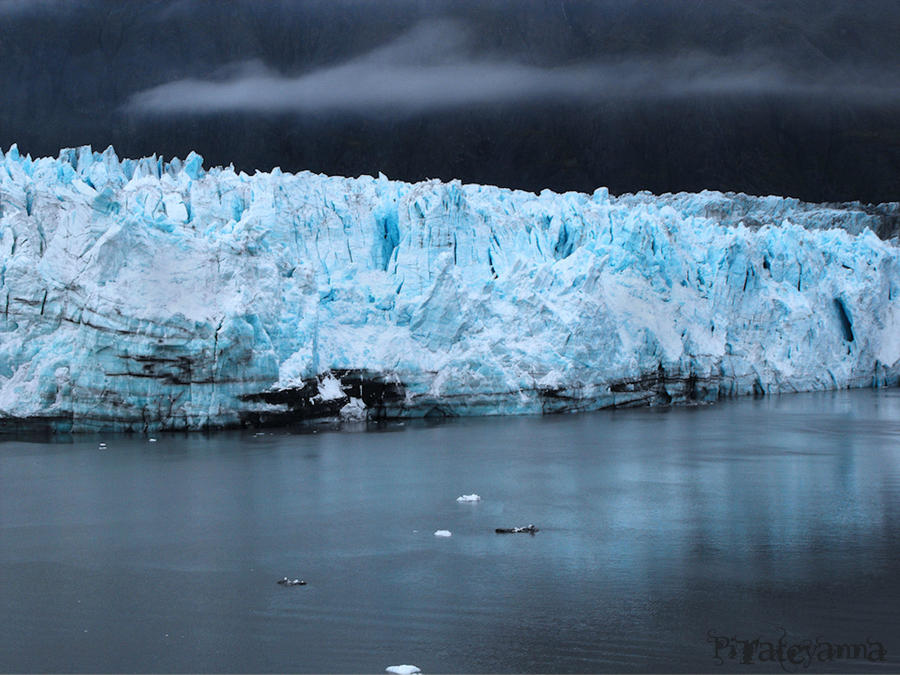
{"left": 0, "top": 144, "right": 898, "bottom": 432}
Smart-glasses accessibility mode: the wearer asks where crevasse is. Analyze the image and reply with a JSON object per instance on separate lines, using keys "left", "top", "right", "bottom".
{"left": 0, "top": 145, "right": 898, "bottom": 431}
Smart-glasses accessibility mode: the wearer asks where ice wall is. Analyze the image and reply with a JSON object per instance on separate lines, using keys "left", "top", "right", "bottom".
{"left": 1, "top": 145, "right": 898, "bottom": 431}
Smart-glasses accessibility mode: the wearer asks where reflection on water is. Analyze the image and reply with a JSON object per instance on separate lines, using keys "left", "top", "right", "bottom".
{"left": 1, "top": 390, "right": 899, "bottom": 672}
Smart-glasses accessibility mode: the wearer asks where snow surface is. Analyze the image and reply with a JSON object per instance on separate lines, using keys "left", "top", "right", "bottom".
{"left": 1, "top": 144, "right": 899, "bottom": 431}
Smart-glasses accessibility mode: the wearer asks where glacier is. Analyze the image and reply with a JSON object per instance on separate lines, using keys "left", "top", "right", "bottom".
{"left": 0, "top": 144, "right": 898, "bottom": 432}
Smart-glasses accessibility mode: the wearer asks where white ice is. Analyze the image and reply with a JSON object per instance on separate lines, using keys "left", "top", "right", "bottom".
{"left": 386, "top": 666, "right": 421, "bottom": 675}
{"left": 340, "top": 397, "right": 367, "bottom": 421}
{"left": 1, "top": 144, "right": 898, "bottom": 431}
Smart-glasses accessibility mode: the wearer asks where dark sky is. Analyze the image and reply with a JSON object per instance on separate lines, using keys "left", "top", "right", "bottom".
{"left": 1, "top": 0, "right": 899, "bottom": 202}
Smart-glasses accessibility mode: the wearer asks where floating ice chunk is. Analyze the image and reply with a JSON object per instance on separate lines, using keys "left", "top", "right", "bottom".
{"left": 386, "top": 666, "right": 421, "bottom": 675}
{"left": 456, "top": 494, "right": 481, "bottom": 502}
{"left": 148, "top": 438, "right": 157, "bottom": 442}
{"left": 340, "top": 397, "right": 367, "bottom": 421}
{"left": 433, "top": 530, "right": 452, "bottom": 537}
{"left": 495, "top": 524, "right": 538, "bottom": 534}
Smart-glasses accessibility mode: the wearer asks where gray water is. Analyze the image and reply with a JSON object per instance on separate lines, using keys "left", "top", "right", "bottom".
{"left": 1, "top": 390, "right": 899, "bottom": 673}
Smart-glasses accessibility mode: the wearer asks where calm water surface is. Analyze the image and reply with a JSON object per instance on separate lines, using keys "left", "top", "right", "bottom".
{"left": 1, "top": 390, "right": 899, "bottom": 672}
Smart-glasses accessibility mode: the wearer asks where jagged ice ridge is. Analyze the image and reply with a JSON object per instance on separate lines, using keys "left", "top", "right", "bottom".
{"left": 1, "top": 145, "right": 898, "bottom": 431}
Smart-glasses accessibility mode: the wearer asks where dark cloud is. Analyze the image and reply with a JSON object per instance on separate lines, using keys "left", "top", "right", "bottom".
{"left": 0, "top": 0, "right": 99, "bottom": 15}
{"left": 1, "top": 0, "right": 899, "bottom": 202}
{"left": 0, "top": 0, "right": 74, "bottom": 13}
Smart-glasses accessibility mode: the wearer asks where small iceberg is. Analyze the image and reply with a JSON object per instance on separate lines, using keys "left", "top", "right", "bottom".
{"left": 495, "top": 524, "right": 538, "bottom": 534}
{"left": 148, "top": 438, "right": 157, "bottom": 442}
{"left": 456, "top": 494, "right": 481, "bottom": 502}
{"left": 277, "top": 577, "right": 307, "bottom": 586}
{"left": 433, "top": 530, "right": 452, "bottom": 537}
{"left": 386, "top": 666, "right": 421, "bottom": 675}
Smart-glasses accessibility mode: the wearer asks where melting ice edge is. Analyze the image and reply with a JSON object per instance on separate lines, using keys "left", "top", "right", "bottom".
{"left": 1, "top": 145, "right": 899, "bottom": 431}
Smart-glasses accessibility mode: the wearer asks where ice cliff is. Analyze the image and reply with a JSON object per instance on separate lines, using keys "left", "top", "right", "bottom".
{"left": 1, "top": 145, "right": 898, "bottom": 431}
